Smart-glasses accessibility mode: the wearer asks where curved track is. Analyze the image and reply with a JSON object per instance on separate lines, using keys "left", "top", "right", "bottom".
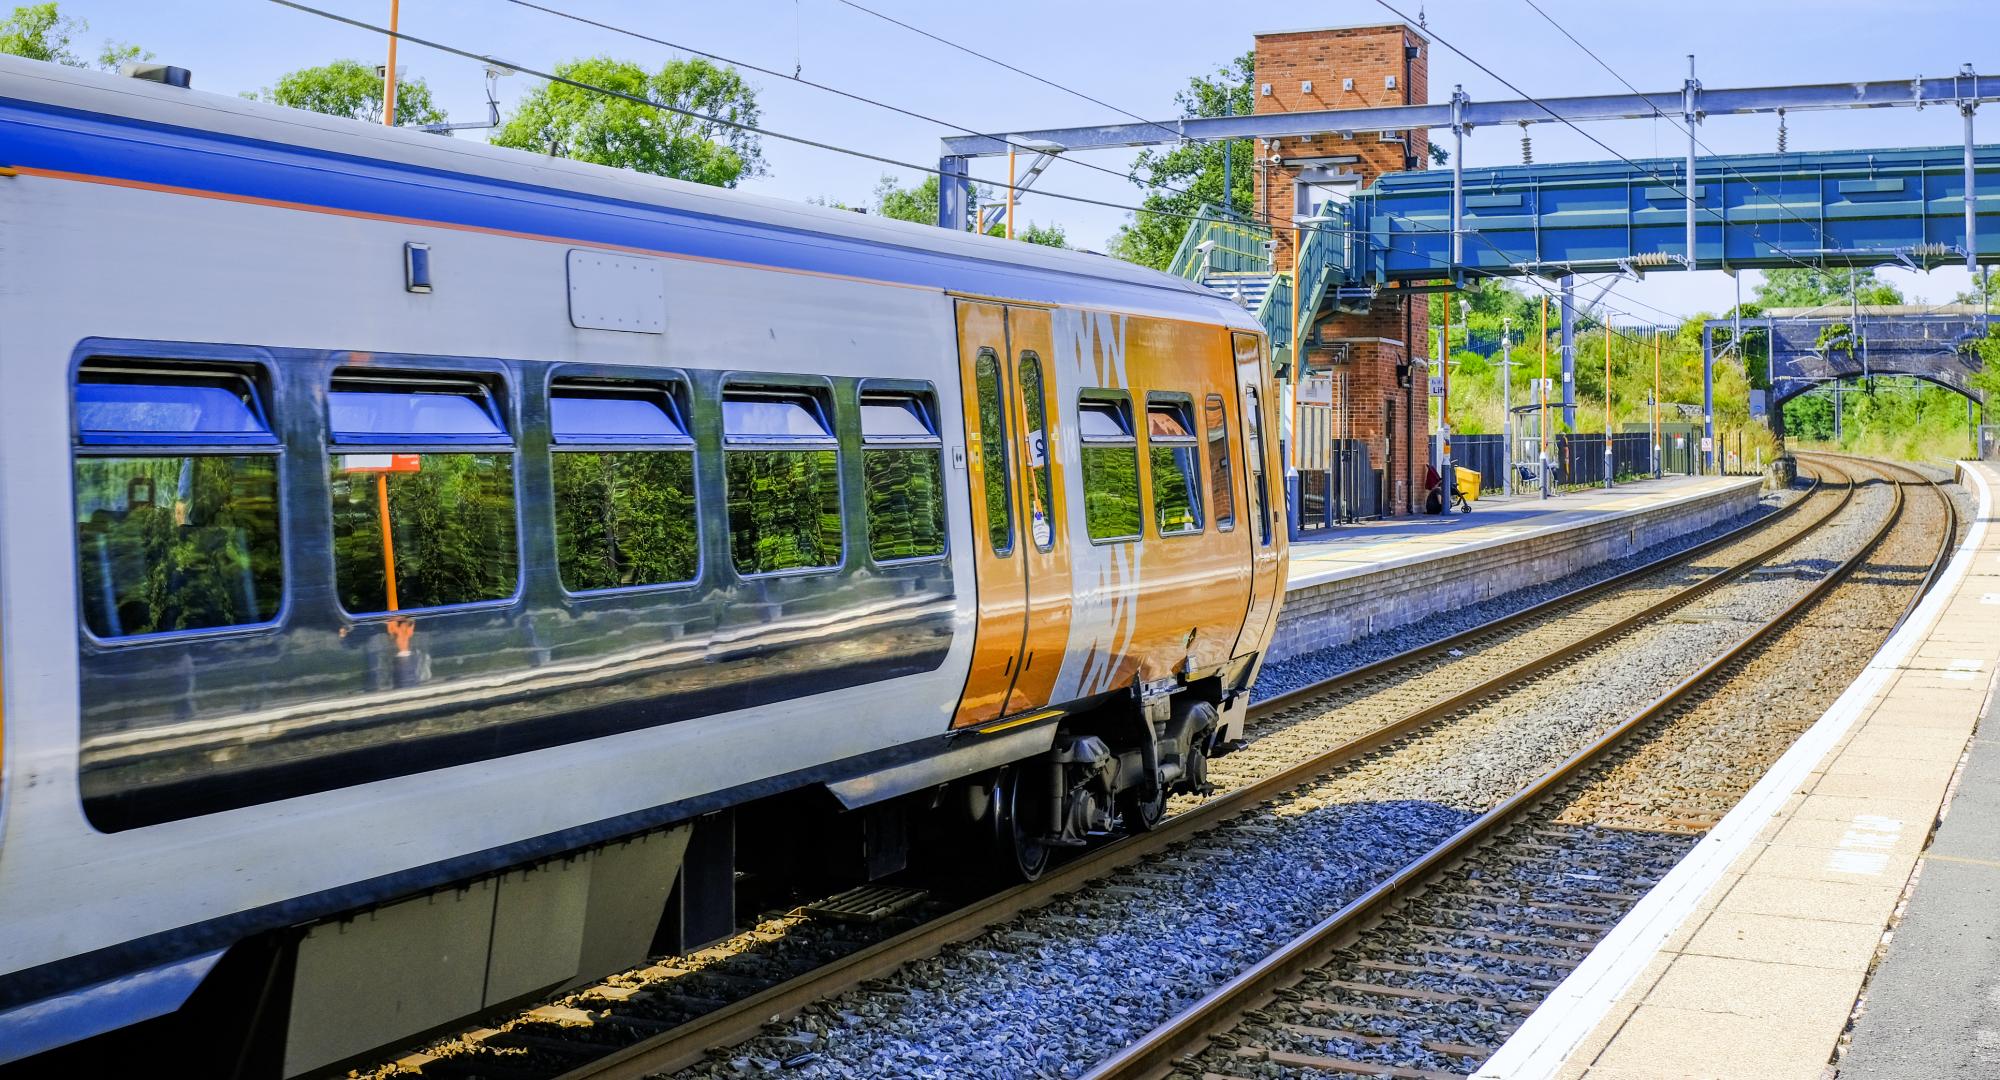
{"left": 1081, "top": 455, "right": 1956, "bottom": 1080}
{"left": 384, "top": 462, "right": 1934, "bottom": 1080}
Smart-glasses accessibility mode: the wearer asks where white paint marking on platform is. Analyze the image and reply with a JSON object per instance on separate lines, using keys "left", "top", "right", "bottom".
{"left": 1826, "top": 814, "right": 1902, "bottom": 874}
{"left": 1827, "top": 850, "right": 1891, "bottom": 875}
{"left": 1945, "top": 658, "right": 1983, "bottom": 680}
{"left": 1474, "top": 462, "right": 1993, "bottom": 1080}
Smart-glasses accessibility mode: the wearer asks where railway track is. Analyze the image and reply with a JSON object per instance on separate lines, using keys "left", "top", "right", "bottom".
{"left": 1081, "top": 454, "right": 1956, "bottom": 1080}
{"left": 380, "top": 459, "right": 1926, "bottom": 1080}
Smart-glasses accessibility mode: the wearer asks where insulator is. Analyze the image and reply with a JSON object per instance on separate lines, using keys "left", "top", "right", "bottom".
{"left": 1776, "top": 109, "right": 1788, "bottom": 154}
{"left": 1519, "top": 121, "right": 1533, "bottom": 165}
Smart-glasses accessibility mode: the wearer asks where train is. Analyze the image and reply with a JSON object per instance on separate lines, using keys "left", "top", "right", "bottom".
{"left": 0, "top": 55, "right": 1287, "bottom": 1074}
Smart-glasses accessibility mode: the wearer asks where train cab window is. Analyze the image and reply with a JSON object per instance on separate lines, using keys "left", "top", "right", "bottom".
{"left": 860, "top": 392, "right": 946, "bottom": 563}
{"left": 326, "top": 376, "right": 518, "bottom": 614}
{"left": 550, "top": 382, "right": 698, "bottom": 592}
{"left": 73, "top": 365, "right": 283, "bottom": 638}
{"left": 722, "top": 386, "right": 842, "bottom": 574}
{"left": 1205, "top": 394, "right": 1235, "bottom": 531}
{"left": 1078, "top": 392, "right": 1141, "bottom": 543}
{"left": 1147, "top": 395, "right": 1204, "bottom": 537}
{"left": 972, "top": 351, "right": 1013, "bottom": 556}
{"left": 1018, "top": 356, "right": 1056, "bottom": 552}
{"left": 1245, "top": 385, "right": 1272, "bottom": 545}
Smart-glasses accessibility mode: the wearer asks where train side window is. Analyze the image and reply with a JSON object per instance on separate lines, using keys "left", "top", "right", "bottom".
{"left": 1146, "top": 395, "right": 1204, "bottom": 537}
{"left": 1017, "top": 355, "right": 1056, "bottom": 552}
{"left": 1078, "top": 392, "right": 1141, "bottom": 543}
{"left": 1244, "top": 385, "right": 1272, "bottom": 545}
{"left": 722, "top": 386, "right": 843, "bottom": 574}
{"left": 327, "top": 375, "right": 518, "bottom": 614}
{"left": 1205, "top": 394, "right": 1235, "bottom": 531}
{"left": 972, "top": 351, "right": 1014, "bottom": 556}
{"left": 549, "top": 382, "right": 697, "bottom": 592}
{"left": 73, "top": 365, "right": 283, "bottom": 638}
{"left": 861, "top": 391, "right": 946, "bottom": 563}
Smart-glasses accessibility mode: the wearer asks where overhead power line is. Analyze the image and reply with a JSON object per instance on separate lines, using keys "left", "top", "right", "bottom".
{"left": 265, "top": 0, "right": 1685, "bottom": 342}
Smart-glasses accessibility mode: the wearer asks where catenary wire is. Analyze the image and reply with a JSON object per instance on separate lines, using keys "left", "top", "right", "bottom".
{"left": 266, "top": 0, "right": 1683, "bottom": 345}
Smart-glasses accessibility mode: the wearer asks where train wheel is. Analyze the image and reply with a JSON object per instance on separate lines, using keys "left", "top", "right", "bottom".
{"left": 987, "top": 765, "right": 1050, "bottom": 882}
{"left": 1119, "top": 782, "right": 1167, "bottom": 833}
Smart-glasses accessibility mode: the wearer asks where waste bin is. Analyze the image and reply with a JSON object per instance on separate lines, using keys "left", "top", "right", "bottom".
{"left": 1454, "top": 466, "right": 1481, "bottom": 503}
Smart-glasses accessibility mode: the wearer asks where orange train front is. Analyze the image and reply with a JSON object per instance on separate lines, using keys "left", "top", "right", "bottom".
{"left": 0, "top": 55, "right": 1285, "bottom": 1073}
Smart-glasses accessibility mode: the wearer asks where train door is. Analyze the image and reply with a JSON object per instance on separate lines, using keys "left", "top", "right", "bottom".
{"left": 1232, "top": 331, "right": 1284, "bottom": 658}
{"left": 952, "top": 300, "right": 1031, "bottom": 726}
{"left": 1002, "top": 306, "right": 1073, "bottom": 712}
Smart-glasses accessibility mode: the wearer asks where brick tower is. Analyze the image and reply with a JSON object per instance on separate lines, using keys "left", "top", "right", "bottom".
{"left": 1252, "top": 22, "right": 1430, "bottom": 516}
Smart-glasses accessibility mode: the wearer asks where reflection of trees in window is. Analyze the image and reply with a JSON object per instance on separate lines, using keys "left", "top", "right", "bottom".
{"left": 553, "top": 451, "right": 697, "bottom": 590}
{"left": 75, "top": 456, "right": 282, "bottom": 637}
{"left": 1205, "top": 394, "right": 1235, "bottom": 530}
{"left": 973, "top": 352, "right": 1012, "bottom": 554}
{"left": 1018, "top": 357, "right": 1056, "bottom": 551}
{"left": 726, "top": 449, "right": 842, "bottom": 573}
{"left": 864, "top": 448, "right": 945, "bottom": 561}
{"left": 1082, "top": 445, "right": 1141, "bottom": 540}
{"left": 330, "top": 454, "right": 518, "bottom": 612}
{"left": 1151, "top": 444, "right": 1202, "bottom": 534}
{"left": 1148, "top": 399, "right": 1203, "bottom": 536}
{"left": 1079, "top": 394, "right": 1141, "bottom": 542}
{"left": 1245, "top": 386, "right": 1271, "bottom": 544}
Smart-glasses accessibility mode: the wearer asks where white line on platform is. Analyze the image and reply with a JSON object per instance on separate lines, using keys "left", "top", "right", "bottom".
{"left": 1474, "top": 464, "right": 1994, "bottom": 1080}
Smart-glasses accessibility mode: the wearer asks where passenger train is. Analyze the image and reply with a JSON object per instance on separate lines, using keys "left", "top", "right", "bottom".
{"left": 0, "top": 55, "right": 1286, "bottom": 1074}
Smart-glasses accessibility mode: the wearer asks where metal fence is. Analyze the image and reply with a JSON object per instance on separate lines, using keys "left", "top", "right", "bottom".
{"left": 1548, "top": 432, "right": 1655, "bottom": 486}
{"left": 1449, "top": 434, "right": 1508, "bottom": 493}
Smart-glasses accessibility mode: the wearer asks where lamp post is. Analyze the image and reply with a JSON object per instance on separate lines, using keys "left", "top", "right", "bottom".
{"left": 1501, "top": 315, "right": 1514, "bottom": 495}
{"left": 383, "top": 0, "right": 400, "bottom": 126}
{"left": 1603, "top": 323, "right": 1614, "bottom": 488}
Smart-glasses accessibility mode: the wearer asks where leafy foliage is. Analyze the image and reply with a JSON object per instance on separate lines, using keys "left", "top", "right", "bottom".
{"left": 1081, "top": 445, "right": 1141, "bottom": 540}
{"left": 329, "top": 454, "right": 518, "bottom": 612}
{"left": 74, "top": 456, "right": 282, "bottom": 637}
{"left": 1150, "top": 445, "right": 1202, "bottom": 533}
{"left": 725, "top": 450, "right": 841, "bottom": 573}
{"left": 1109, "top": 51, "right": 1255, "bottom": 270}
{"left": 495, "top": 56, "right": 764, "bottom": 186}
{"left": 553, "top": 451, "right": 698, "bottom": 590}
{"left": 0, "top": 2, "right": 148, "bottom": 70}
{"left": 860, "top": 174, "right": 1065, "bottom": 247}
{"left": 864, "top": 449, "right": 946, "bottom": 561}
{"left": 1755, "top": 267, "right": 1902, "bottom": 309}
{"left": 263, "top": 59, "right": 447, "bottom": 127}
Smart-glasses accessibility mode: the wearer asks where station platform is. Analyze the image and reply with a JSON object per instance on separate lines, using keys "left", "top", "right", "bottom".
{"left": 1477, "top": 461, "right": 1999, "bottom": 1080}
{"left": 1270, "top": 474, "right": 1766, "bottom": 665}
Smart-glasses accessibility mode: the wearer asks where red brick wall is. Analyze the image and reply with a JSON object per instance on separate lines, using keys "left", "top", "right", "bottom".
{"left": 1253, "top": 23, "right": 1431, "bottom": 514}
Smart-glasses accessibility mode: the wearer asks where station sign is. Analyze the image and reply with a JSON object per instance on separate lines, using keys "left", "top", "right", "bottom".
{"left": 340, "top": 453, "right": 423, "bottom": 473}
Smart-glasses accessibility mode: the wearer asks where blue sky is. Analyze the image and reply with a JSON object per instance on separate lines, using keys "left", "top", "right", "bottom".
{"left": 53, "top": 0, "right": 1997, "bottom": 322}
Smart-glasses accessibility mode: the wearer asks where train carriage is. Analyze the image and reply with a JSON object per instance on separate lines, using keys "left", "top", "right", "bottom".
{"left": 0, "top": 55, "right": 1286, "bottom": 1074}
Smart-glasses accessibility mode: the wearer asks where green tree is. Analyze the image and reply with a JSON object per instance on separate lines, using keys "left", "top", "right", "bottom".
{"left": 864, "top": 174, "right": 1066, "bottom": 246}
{"left": 1754, "top": 267, "right": 1902, "bottom": 309}
{"left": 1108, "top": 51, "right": 1255, "bottom": 270}
{"left": 495, "top": 56, "right": 763, "bottom": 186}
{"left": 0, "top": 2, "right": 148, "bottom": 70}
{"left": 263, "top": 59, "right": 446, "bottom": 127}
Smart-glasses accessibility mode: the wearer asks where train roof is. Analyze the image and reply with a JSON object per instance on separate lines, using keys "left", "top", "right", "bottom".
{"left": 0, "top": 55, "right": 1261, "bottom": 329}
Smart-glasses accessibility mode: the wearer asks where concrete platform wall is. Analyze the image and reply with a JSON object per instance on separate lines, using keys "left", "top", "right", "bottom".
{"left": 1268, "top": 481, "right": 1765, "bottom": 665}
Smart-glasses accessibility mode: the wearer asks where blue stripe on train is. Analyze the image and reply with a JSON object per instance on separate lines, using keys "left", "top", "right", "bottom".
{"left": 0, "top": 94, "right": 1216, "bottom": 317}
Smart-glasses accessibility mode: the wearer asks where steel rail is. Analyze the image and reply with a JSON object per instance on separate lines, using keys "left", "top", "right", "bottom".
{"left": 548, "top": 473, "right": 1844, "bottom": 1080}
{"left": 1250, "top": 472, "right": 1813, "bottom": 719}
{"left": 1084, "top": 457, "right": 1927, "bottom": 1080}
{"left": 1796, "top": 452, "right": 1958, "bottom": 631}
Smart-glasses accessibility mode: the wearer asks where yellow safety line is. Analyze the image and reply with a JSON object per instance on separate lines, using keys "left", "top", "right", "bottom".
{"left": 1921, "top": 852, "right": 2000, "bottom": 870}
{"left": 976, "top": 707, "right": 1063, "bottom": 735}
